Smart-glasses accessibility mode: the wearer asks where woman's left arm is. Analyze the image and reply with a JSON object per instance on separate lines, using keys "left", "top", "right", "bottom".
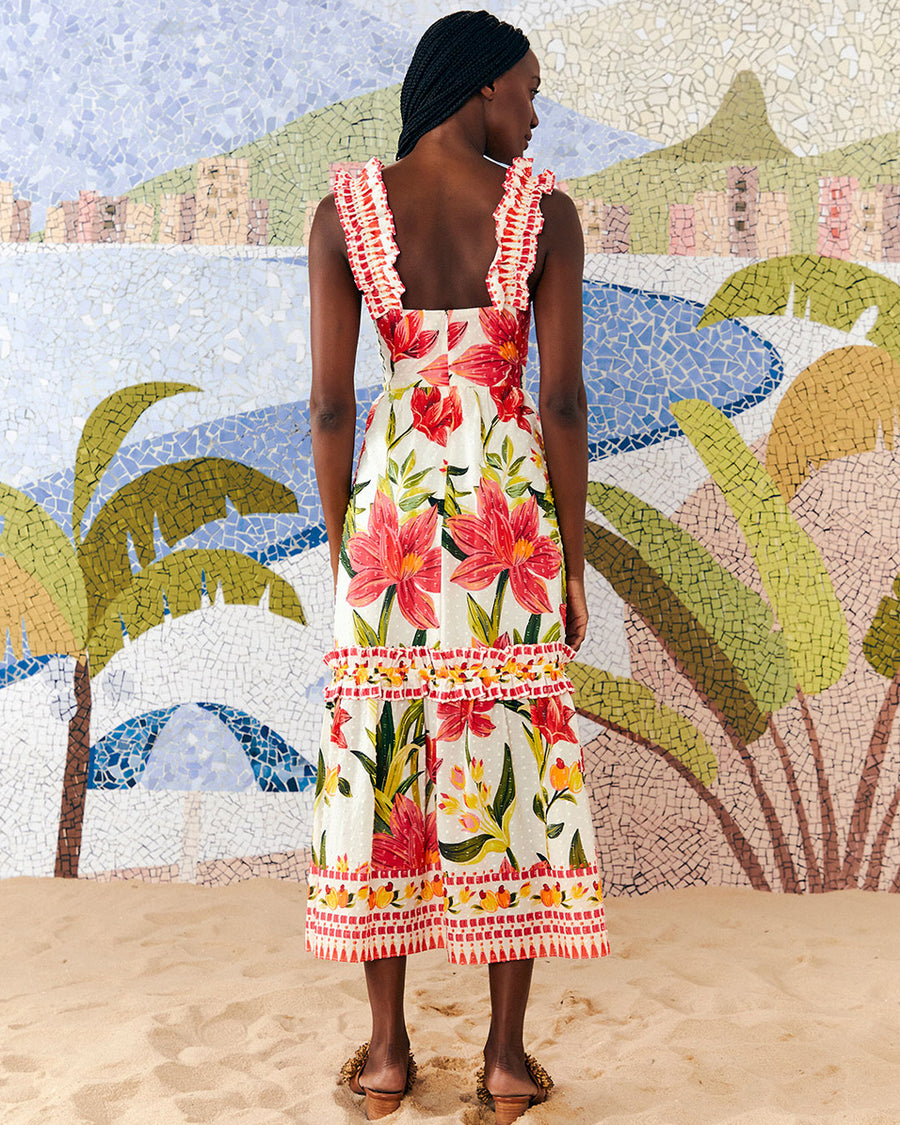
{"left": 531, "top": 189, "right": 588, "bottom": 651}
{"left": 308, "top": 194, "right": 363, "bottom": 586}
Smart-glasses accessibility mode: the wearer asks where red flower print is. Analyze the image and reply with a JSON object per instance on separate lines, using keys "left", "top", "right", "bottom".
{"left": 448, "top": 478, "right": 561, "bottom": 613}
{"left": 371, "top": 794, "right": 438, "bottom": 869}
{"left": 410, "top": 385, "right": 462, "bottom": 446}
{"left": 330, "top": 702, "right": 351, "bottom": 748}
{"left": 377, "top": 309, "right": 439, "bottom": 363}
{"left": 449, "top": 308, "right": 529, "bottom": 387}
{"left": 346, "top": 491, "right": 441, "bottom": 628}
{"left": 530, "top": 695, "right": 578, "bottom": 745}
{"left": 490, "top": 380, "right": 533, "bottom": 432}
{"left": 435, "top": 698, "right": 496, "bottom": 742}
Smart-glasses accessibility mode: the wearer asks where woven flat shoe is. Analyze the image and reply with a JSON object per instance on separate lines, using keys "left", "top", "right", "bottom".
{"left": 476, "top": 1054, "right": 553, "bottom": 1124}
{"left": 340, "top": 1041, "right": 417, "bottom": 1120}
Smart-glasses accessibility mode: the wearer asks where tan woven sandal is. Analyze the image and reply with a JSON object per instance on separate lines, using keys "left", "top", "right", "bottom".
{"left": 475, "top": 1054, "right": 554, "bottom": 1125}
{"left": 340, "top": 1041, "right": 417, "bottom": 1120}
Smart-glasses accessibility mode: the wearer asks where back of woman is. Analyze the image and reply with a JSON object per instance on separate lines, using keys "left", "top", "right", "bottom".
{"left": 307, "top": 11, "right": 608, "bottom": 1122}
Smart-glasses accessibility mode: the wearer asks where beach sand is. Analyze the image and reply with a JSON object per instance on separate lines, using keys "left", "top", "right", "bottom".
{"left": 2, "top": 880, "right": 898, "bottom": 1124}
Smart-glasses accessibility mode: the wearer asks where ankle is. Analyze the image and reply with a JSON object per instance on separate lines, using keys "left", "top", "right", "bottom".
{"left": 369, "top": 1033, "right": 410, "bottom": 1060}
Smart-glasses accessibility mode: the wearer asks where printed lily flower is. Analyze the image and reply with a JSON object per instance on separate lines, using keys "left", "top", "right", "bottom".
{"left": 450, "top": 307, "right": 529, "bottom": 386}
{"left": 377, "top": 309, "right": 439, "bottom": 363}
{"left": 490, "top": 380, "right": 534, "bottom": 432}
{"left": 347, "top": 491, "right": 441, "bottom": 628}
{"left": 448, "top": 478, "right": 561, "bottom": 613}
{"left": 436, "top": 699, "right": 496, "bottom": 743}
{"left": 371, "top": 793, "right": 438, "bottom": 870}
{"left": 329, "top": 702, "right": 351, "bottom": 748}
{"left": 410, "top": 385, "right": 463, "bottom": 446}
{"left": 530, "top": 695, "right": 579, "bottom": 746}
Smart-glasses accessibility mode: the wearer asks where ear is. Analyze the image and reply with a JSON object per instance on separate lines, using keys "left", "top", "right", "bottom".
{"left": 480, "top": 82, "right": 496, "bottom": 100}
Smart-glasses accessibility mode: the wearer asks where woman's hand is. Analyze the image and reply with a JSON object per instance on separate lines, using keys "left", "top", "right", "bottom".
{"left": 565, "top": 574, "right": 588, "bottom": 653}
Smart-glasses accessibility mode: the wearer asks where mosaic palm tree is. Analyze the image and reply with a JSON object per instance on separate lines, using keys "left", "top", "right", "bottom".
{"left": 575, "top": 255, "right": 900, "bottom": 893}
{"left": 0, "top": 381, "right": 305, "bottom": 877}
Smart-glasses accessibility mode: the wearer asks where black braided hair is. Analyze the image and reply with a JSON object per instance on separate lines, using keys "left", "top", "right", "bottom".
{"left": 397, "top": 10, "right": 530, "bottom": 160}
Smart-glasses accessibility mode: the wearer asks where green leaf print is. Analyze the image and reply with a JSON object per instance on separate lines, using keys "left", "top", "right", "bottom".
{"left": 569, "top": 829, "right": 589, "bottom": 869}
{"left": 314, "top": 749, "right": 326, "bottom": 802}
{"left": 443, "top": 527, "right": 468, "bottom": 561}
{"left": 352, "top": 611, "right": 379, "bottom": 648}
{"left": 467, "top": 595, "right": 493, "bottom": 646}
{"left": 337, "top": 777, "right": 352, "bottom": 798}
{"left": 546, "top": 822, "right": 564, "bottom": 839}
{"left": 523, "top": 613, "right": 541, "bottom": 645}
{"left": 440, "top": 834, "right": 508, "bottom": 865}
{"left": 533, "top": 793, "right": 546, "bottom": 821}
{"left": 351, "top": 750, "right": 378, "bottom": 788}
{"left": 318, "top": 830, "right": 327, "bottom": 868}
{"left": 374, "top": 704, "right": 396, "bottom": 792}
{"left": 541, "top": 621, "right": 562, "bottom": 643}
{"left": 491, "top": 744, "right": 516, "bottom": 826}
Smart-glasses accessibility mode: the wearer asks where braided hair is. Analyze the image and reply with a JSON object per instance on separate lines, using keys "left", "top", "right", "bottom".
{"left": 396, "top": 10, "right": 530, "bottom": 160}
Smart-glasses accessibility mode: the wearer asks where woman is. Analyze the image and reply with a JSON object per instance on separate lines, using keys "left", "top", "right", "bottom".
{"left": 307, "top": 11, "right": 608, "bottom": 1121}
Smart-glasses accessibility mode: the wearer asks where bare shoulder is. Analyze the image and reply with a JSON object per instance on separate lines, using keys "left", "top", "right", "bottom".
{"left": 539, "top": 188, "right": 582, "bottom": 247}
{"left": 309, "top": 193, "right": 352, "bottom": 271}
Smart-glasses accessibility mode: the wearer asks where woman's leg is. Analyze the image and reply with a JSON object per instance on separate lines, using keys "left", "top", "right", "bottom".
{"left": 483, "top": 959, "right": 541, "bottom": 1097}
{"left": 358, "top": 955, "right": 411, "bottom": 1092}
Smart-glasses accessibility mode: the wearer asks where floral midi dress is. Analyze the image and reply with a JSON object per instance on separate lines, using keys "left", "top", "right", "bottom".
{"left": 306, "top": 155, "right": 609, "bottom": 965}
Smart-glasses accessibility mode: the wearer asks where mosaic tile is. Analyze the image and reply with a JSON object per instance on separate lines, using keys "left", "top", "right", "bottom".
{"left": 0, "top": 0, "right": 899, "bottom": 896}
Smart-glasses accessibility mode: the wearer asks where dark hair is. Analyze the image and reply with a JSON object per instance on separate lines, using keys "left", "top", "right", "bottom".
{"left": 396, "top": 10, "right": 530, "bottom": 159}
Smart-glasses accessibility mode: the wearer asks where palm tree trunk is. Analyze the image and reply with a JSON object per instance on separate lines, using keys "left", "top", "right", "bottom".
{"left": 578, "top": 709, "right": 771, "bottom": 891}
{"left": 862, "top": 784, "right": 900, "bottom": 892}
{"left": 842, "top": 667, "right": 900, "bottom": 887}
{"left": 768, "top": 716, "right": 822, "bottom": 892}
{"left": 54, "top": 654, "right": 92, "bottom": 878}
{"left": 796, "top": 690, "right": 841, "bottom": 889}
{"left": 637, "top": 614, "right": 793, "bottom": 891}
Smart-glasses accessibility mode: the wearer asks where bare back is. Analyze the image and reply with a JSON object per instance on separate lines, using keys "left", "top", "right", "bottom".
{"left": 381, "top": 157, "right": 545, "bottom": 310}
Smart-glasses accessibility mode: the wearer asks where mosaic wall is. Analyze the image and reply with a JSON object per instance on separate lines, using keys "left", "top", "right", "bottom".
{"left": 1, "top": 0, "right": 899, "bottom": 895}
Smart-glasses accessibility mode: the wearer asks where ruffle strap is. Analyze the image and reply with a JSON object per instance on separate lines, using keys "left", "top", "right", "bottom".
{"left": 486, "top": 156, "right": 556, "bottom": 312}
{"left": 324, "top": 642, "right": 575, "bottom": 701}
{"left": 333, "top": 157, "right": 405, "bottom": 321}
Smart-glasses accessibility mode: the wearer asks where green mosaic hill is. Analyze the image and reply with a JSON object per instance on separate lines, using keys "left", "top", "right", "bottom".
{"left": 125, "top": 85, "right": 402, "bottom": 245}
{"left": 117, "top": 71, "right": 900, "bottom": 252}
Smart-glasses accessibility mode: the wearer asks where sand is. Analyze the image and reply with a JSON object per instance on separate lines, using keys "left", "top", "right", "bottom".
{"left": 1, "top": 880, "right": 898, "bottom": 1125}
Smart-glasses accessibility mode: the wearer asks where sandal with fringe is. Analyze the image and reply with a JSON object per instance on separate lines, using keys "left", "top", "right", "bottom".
{"left": 340, "top": 1041, "right": 417, "bottom": 1120}
{"left": 476, "top": 1054, "right": 554, "bottom": 1124}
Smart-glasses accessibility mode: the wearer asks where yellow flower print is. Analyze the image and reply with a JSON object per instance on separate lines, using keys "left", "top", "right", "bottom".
{"left": 324, "top": 765, "right": 342, "bottom": 796}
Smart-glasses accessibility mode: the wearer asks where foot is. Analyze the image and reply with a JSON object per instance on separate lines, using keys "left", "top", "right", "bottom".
{"left": 355, "top": 1039, "right": 412, "bottom": 1095}
{"left": 481, "top": 1051, "right": 544, "bottom": 1103}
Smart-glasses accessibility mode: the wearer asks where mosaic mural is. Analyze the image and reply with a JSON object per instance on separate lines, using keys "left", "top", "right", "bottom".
{"left": 2, "top": 0, "right": 900, "bottom": 895}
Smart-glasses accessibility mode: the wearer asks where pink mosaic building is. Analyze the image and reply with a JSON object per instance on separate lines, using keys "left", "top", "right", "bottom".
{"left": 669, "top": 203, "right": 696, "bottom": 255}
{"left": 818, "top": 176, "right": 858, "bottom": 258}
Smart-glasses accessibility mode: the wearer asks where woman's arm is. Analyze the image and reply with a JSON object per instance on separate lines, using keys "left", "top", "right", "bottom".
{"left": 531, "top": 190, "right": 588, "bottom": 651}
{"left": 308, "top": 194, "right": 362, "bottom": 584}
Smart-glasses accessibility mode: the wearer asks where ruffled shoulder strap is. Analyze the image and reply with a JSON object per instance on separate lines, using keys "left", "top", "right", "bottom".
{"left": 486, "top": 156, "right": 556, "bottom": 311}
{"left": 333, "top": 157, "right": 405, "bottom": 320}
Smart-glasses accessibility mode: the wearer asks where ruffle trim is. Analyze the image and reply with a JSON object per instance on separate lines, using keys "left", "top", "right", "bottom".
{"left": 323, "top": 642, "right": 575, "bottom": 701}
{"left": 333, "top": 157, "right": 405, "bottom": 321}
{"left": 486, "top": 156, "right": 555, "bottom": 312}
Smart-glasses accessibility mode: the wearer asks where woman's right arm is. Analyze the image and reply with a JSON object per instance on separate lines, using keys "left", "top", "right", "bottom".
{"left": 308, "top": 195, "right": 362, "bottom": 585}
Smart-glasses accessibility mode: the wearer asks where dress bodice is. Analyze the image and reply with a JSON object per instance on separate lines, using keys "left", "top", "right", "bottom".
{"left": 333, "top": 156, "right": 555, "bottom": 396}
